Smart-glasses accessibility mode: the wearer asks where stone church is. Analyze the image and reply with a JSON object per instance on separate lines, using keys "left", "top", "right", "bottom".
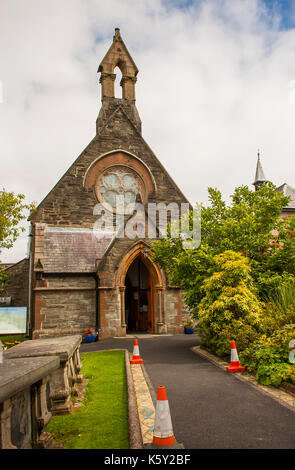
{"left": 3, "top": 29, "right": 295, "bottom": 340}
{"left": 26, "top": 28, "right": 190, "bottom": 339}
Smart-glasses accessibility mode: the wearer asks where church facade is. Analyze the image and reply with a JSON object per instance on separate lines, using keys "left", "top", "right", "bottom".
{"left": 28, "top": 29, "right": 190, "bottom": 339}
{"left": 4, "top": 30, "right": 294, "bottom": 339}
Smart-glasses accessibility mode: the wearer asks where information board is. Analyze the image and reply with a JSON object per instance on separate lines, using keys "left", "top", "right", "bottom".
{"left": 0, "top": 307, "right": 27, "bottom": 334}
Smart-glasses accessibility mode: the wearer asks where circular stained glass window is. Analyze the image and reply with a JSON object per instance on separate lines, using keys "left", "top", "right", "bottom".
{"left": 95, "top": 166, "right": 144, "bottom": 212}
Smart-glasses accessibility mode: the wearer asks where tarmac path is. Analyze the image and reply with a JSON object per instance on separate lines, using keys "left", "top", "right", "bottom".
{"left": 80, "top": 334, "right": 295, "bottom": 449}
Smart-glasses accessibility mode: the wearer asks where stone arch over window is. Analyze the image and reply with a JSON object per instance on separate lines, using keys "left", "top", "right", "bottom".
{"left": 83, "top": 150, "right": 157, "bottom": 202}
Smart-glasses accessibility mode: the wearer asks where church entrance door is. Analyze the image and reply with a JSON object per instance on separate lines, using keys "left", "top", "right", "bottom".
{"left": 125, "top": 257, "right": 154, "bottom": 333}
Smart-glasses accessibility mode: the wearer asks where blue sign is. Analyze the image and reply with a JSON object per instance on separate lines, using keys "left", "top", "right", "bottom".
{"left": 0, "top": 307, "right": 27, "bottom": 334}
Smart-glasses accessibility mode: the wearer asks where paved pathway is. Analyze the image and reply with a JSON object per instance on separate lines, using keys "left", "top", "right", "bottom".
{"left": 80, "top": 334, "right": 295, "bottom": 449}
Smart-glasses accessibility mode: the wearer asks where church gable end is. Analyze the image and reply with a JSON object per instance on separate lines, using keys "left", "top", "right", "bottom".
{"left": 30, "top": 29, "right": 188, "bottom": 340}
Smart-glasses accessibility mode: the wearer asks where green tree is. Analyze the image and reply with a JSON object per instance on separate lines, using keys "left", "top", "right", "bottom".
{"left": 0, "top": 189, "right": 34, "bottom": 294}
{"left": 201, "top": 183, "right": 289, "bottom": 260}
{"left": 151, "top": 182, "right": 292, "bottom": 314}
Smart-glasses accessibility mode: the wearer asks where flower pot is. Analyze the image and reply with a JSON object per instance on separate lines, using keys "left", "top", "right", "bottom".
{"left": 85, "top": 334, "right": 96, "bottom": 343}
{"left": 184, "top": 327, "right": 194, "bottom": 334}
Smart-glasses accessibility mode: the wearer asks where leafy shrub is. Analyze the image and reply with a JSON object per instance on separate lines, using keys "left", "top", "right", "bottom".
{"left": 197, "top": 251, "right": 264, "bottom": 357}
{"left": 240, "top": 324, "right": 295, "bottom": 386}
{"left": 256, "top": 363, "right": 295, "bottom": 387}
{"left": 253, "top": 269, "right": 295, "bottom": 302}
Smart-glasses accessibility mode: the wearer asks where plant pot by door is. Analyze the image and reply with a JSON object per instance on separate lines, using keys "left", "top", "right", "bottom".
{"left": 184, "top": 327, "right": 194, "bottom": 334}
{"left": 85, "top": 334, "right": 97, "bottom": 343}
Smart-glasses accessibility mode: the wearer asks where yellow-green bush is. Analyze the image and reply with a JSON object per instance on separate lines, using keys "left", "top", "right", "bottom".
{"left": 240, "top": 324, "right": 295, "bottom": 386}
{"left": 197, "top": 251, "right": 264, "bottom": 357}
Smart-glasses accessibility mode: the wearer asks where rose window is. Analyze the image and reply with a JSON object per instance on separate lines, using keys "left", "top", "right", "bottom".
{"left": 95, "top": 166, "right": 144, "bottom": 211}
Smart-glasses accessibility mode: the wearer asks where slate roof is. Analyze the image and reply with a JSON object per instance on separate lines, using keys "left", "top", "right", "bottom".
{"left": 43, "top": 227, "right": 114, "bottom": 273}
{"left": 276, "top": 183, "right": 295, "bottom": 210}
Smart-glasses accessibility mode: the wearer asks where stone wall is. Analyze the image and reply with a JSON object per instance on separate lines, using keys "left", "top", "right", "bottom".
{"left": 99, "top": 287, "right": 121, "bottom": 339}
{"left": 33, "top": 276, "right": 96, "bottom": 339}
{"left": 29, "top": 98, "right": 189, "bottom": 228}
{"left": 181, "top": 291, "right": 193, "bottom": 325}
{"left": 164, "top": 288, "right": 184, "bottom": 334}
{"left": 3, "top": 258, "right": 29, "bottom": 307}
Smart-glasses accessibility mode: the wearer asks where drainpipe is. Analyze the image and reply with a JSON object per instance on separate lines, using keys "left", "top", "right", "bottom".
{"left": 27, "top": 223, "right": 34, "bottom": 339}
{"left": 95, "top": 274, "right": 100, "bottom": 340}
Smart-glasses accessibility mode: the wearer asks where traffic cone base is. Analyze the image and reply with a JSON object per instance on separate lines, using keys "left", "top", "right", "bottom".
{"left": 226, "top": 364, "right": 245, "bottom": 373}
{"left": 130, "top": 339, "right": 143, "bottom": 364}
{"left": 130, "top": 357, "right": 143, "bottom": 364}
{"left": 153, "top": 435, "right": 175, "bottom": 447}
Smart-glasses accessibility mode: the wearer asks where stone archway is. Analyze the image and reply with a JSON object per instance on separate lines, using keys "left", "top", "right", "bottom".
{"left": 116, "top": 242, "right": 166, "bottom": 334}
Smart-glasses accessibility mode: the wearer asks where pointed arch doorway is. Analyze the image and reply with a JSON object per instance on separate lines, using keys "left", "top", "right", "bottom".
{"left": 125, "top": 257, "right": 154, "bottom": 333}
{"left": 117, "top": 243, "right": 164, "bottom": 334}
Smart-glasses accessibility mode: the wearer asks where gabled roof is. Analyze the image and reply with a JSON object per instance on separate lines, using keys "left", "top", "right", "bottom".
{"left": 98, "top": 28, "right": 138, "bottom": 76}
{"left": 276, "top": 183, "right": 295, "bottom": 210}
{"left": 43, "top": 227, "right": 114, "bottom": 273}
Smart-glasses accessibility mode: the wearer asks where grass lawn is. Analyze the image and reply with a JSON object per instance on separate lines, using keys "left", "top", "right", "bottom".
{"left": 46, "top": 350, "right": 129, "bottom": 449}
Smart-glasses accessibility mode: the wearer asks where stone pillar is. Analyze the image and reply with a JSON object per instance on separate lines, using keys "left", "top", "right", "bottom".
{"left": 37, "top": 377, "right": 52, "bottom": 429}
{"left": 67, "top": 356, "right": 76, "bottom": 387}
{"left": 49, "top": 360, "right": 72, "bottom": 416}
{"left": 31, "top": 376, "right": 53, "bottom": 448}
{"left": 0, "top": 400, "right": 17, "bottom": 449}
{"left": 156, "top": 286, "right": 167, "bottom": 334}
{"left": 119, "top": 286, "right": 127, "bottom": 336}
{"left": 100, "top": 72, "right": 116, "bottom": 98}
{"left": 121, "top": 76, "right": 137, "bottom": 100}
{"left": 73, "top": 348, "right": 83, "bottom": 384}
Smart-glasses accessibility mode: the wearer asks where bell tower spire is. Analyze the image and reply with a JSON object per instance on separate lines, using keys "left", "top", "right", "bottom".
{"left": 96, "top": 28, "right": 141, "bottom": 134}
{"left": 253, "top": 150, "right": 268, "bottom": 191}
{"left": 98, "top": 28, "right": 138, "bottom": 101}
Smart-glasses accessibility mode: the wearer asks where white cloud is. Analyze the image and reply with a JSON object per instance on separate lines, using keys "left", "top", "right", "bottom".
{"left": 1, "top": 0, "right": 295, "bottom": 262}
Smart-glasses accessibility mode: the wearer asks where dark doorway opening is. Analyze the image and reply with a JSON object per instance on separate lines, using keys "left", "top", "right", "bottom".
{"left": 125, "top": 257, "right": 154, "bottom": 333}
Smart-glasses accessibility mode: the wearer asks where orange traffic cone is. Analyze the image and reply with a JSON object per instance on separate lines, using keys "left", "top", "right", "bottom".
{"left": 152, "top": 386, "right": 175, "bottom": 447}
{"left": 226, "top": 341, "right": 245, "bottom": 373}
{"left": 130, "top": 339, "right": 143, "bottom": 364}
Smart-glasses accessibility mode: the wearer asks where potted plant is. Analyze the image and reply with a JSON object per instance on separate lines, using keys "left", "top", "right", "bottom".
{"left": 84, "top": 328, "right": 98, "bottom": 343}
{"left": 184, "top": 318, "right": 195, "bottom": 334}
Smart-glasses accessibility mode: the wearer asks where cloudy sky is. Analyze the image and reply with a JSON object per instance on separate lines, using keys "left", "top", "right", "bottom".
{"left": 1, "top": 0, "right": 295, "bottom": 262}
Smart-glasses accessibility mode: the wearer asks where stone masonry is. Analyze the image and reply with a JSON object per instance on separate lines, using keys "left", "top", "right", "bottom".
{"left": 27, "top": 28, "right": 191, "bottom": 340}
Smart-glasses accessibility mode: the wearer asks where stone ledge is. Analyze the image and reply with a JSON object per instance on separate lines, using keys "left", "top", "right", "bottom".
{"left": 124, "top": 350, "right": 143, "bottom": 449}
{"left": 4, "top": 335, "right": 82, "bottom": 363}
{"left": 0, "top": 356, "right": 60, "bottom": 403}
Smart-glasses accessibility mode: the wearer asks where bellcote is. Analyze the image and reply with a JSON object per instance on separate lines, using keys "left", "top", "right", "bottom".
{"left": 98, "top": 28, "right": 138, "bottom": 101}
{"left": 96, "top": 28, "right": 142, "bottom": 135}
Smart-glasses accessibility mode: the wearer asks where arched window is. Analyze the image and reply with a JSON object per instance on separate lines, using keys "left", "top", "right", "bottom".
{"left": 114, "top": 66, "right": 123, "bottom": 99}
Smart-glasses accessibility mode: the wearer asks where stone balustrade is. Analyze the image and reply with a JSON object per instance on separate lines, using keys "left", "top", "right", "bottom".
{"left": 4, "top": 335, "right": 83, "bottom": 416}
{"left": 0, "top": 355, "right": 60, "bottom": 448}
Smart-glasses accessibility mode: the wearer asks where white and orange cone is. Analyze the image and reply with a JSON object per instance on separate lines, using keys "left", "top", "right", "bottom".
{"left": 152, "top": 386, "right": 175, "bottom": 447}
{"left": 226, "top": 340, "right": 245, "bottom": 373}
{"left": 130, "top": 339, "right": 143, "bottom": 364}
